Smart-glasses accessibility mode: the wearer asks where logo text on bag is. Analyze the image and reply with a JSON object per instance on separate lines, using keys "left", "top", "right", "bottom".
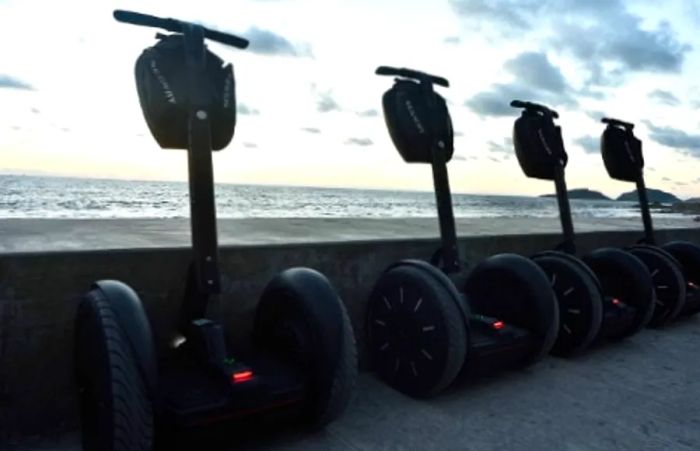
{"left": 150, "top": 59, "right": 176, "bottom": 104}
{"left": 405, "top": 100, "right": 425, "bottom": 134}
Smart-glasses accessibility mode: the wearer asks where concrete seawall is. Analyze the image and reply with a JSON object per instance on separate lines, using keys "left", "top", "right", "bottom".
{"left": 1, "top": 219, "right": 699, "bottom": 440}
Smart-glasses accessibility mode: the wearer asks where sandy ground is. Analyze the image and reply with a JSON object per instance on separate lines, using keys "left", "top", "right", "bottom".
{"left": 9, "top": 315, "right": 700, "bottom": 451}
{"left": 0, "top": 216, "right": 697, "bottom": 253}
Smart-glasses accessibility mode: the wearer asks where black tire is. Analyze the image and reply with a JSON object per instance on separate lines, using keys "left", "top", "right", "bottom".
{"left": 253, "top": 267, "right": 358, "bottom": 428}
{"left": 75, "top": 282, "right": 155, "bottom": 451}
{"left": 366, "top": 261, "right": 467, "bottom": 398}
{"left": 536, "top": 249, "right": 603, "bottom": 294}
{"left": 583, "top": 248, "right": 655, "bottom": 339}
{"left": 463, "top": 253, "right": 559, "bottom": 366}
{"left": 629, "top": 245, "right": 686, "bottom": 327}
{"left": 661, "top": 241, "right": 700, "bottom": 316}
{"left": 531, "top": 251, "right": 603, "bottom": 357}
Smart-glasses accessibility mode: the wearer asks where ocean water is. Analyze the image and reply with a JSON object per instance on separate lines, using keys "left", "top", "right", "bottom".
{"left": 0, "top": 174, "right": 674, "bottom": 219}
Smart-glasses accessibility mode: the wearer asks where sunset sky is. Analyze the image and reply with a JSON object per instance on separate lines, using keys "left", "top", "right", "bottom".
{"left": 1, "top": 0, "right": 700, "bottom": 198}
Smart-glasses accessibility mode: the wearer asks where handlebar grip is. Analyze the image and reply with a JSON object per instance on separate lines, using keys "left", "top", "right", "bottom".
{"left": 375, "top": 66, "right": 449, "bottom": 87}
{"left": 510, "top": 100, "right": 529, "bottom": 109}
{"left": 510, "top": 99, "right": 559, "bottom": 119}
{"left": 204, "top": 28, "right": 249, "bottom": 49}
{"left": 113, "top": 10, "right": 178, "bottom": 31}
{"left": 602, "top": 117, "right": 634, "bottom": 130}
{"left": 375, "top": 66, "right": 399, "bottom": 76}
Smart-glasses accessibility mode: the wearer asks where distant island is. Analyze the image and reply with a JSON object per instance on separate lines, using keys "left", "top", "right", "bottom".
{"left": 617, "top": 188, "right": 680, "bottom": 204}
{"left": 539, "top": 187, "right": 685, "bottom": 204}
{"left": 540, "top": 188, "right": 611, "bottom": 200}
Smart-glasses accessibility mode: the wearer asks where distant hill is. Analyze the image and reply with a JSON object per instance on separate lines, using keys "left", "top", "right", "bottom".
{"left": 617, "top": 188, "right": 680, "bottom": 204}
{"left": 540, "top": 188, "right": 611, "bottom": 200}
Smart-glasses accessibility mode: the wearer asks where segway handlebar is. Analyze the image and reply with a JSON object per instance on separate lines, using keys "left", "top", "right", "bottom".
{"left": 113, "top": 9, "right": 249, "bottom": 49}
{"left": 510, "top": 100, "right": 559, "bottom": 119}
{"left": 375, "top": 66, "right": 449, "bottom": 88}
{"left": 602, "top": 117, "right": 635, "bottom": 131}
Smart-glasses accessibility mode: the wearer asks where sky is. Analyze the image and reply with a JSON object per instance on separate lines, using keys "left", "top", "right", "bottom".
{"left": 1, "top": 0, "right": 700, "bottom": 198}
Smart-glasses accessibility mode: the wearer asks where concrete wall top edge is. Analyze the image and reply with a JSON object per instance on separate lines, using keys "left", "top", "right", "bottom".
{"left": 1, "top": 227, "right": 694, "bottom": 258}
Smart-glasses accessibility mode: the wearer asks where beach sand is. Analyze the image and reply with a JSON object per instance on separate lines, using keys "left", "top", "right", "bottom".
{"left": 12, "top": 315, "right": 700, "bottom": 451}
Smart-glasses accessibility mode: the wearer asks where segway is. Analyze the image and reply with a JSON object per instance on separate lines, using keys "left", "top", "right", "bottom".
{"left": 510, "top": 101, "right": 655, "bottom": 356}
{"left": 365, "top": 67, "right": 559, "bottom": 399}
{"left": 74, "top": 10, "right": 357, "bottom": 450}
{"left": 599, "top": 117, "right": 700, "bottom": 322}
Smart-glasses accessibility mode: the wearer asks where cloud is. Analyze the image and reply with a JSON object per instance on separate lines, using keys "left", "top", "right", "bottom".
{"left": 465, "top": 84, "right": 536, "bottom": 117}
{"left": 244, "top": 27, "right": 311, "bottom": 57}
{"left": 449, "top": 0, "right": 538, "bottom": 31}
{"left": 345, "top": 137, "right": 373, "bottom": 146}
{"left": 554, "top": 19, "right": 689, "bottom": 76}
{"left": 0, "top": 74, "right": 33, "bottom": 90}
{"left": 357, "top": 109, "right": 379, "bottom": 117}
{"left": 465, "top": 81, "right": 574, "bottom": 117}
{"left": 30, "top": 107, "right": 40, "bottom": 114}
{"left": 453, "top": 154, "right": 468, "bottom": 161}
{"left": 648, "top": 89, "right": 680, "bottom": 106}
{"left": 586, "top": 111, "right": 606, "bottom": 121}
{"left": 574, "top": 135, "right": 600, "bottom": 154}
{"left": 504, "top": 52, "right": 568, "bottom": 94}
{"left": 317, "top": 92, "right": 341, "bottom": 113}
{"left": 444, "top": 36, "right": 461, "bottom": 44}
{"left": 454, "top": 131, "right": 464, "bottom": 137}
{"left": 450, "top": 0, "right": 691, "bottom": 88}
{"left": 465, "top": 51, "right": 578, "bottom": 117}
{"left": 238, "top": 103, "right": 260, "bottom": 115}
{"left": 301, "top": 127, "right": 321, "bottom": 134}
{"left": 662, "top": 177, "right": 672, "bottom": 182}
{"left": 243, "top": 142, "right": 258, "bottom": 149}
{"left": 488, "top": 137, "right": 514, "bottom": 155}
{"left": 645, "top": 122, "right": 700, "bottom": 158}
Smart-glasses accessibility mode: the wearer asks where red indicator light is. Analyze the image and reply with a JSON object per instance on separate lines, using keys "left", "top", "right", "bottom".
{"left": 492, "top": 321, "right": 505, "bottom": 330}
{"left": 612, "top": 298, "right": 621, "bottom": 305}
{"left": 232, "top": 370, "right": 254, "bottom": 383}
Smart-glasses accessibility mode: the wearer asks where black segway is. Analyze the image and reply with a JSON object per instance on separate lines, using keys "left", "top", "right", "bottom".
{"left": 74, "top": 10, "right": 357, "bottom": 450}
{"left": 509, "top": 101, "right": 655, "bottom": 355}
{"left": 365, "top": 67, "right": 559, "bottom": 399}
{"left": 599, "top": 117, "right": 700, "bottom": 322}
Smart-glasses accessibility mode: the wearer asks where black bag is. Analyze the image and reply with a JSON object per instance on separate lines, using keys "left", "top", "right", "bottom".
{"left": 381, "top": 79, "right": 454, "bottom": 164}
{"left": 512, "top": 109, "right": 568, "bottom": 180}
{"left": 601, "top": 125, "right": 643, "bottom": 182}
{"left": 134, "top": 34, "right": 236, "bottom": 150}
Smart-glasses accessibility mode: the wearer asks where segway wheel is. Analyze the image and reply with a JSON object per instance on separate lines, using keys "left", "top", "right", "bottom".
{"left": 531, "top": 251, "right": 603, "bottom": 356}
{"left": 629, "top": 245, "right": 686, "bottom": 327}
{"left": 661, "top": 241, "right": 700, "bottom": 316}
{"left": 253, "top": 267, "right": 358, "bottom": 428}
{"left": 463, "top": 254, "right": 559, "bottom": 366}
{"left": 366, "top": 262, "right": 467, "bottom": 398}
{"left": 583, "top": 248, "right": 655, "bottom": 339}
{"left": 75, "top": 282, "right": 155, "bottom": 451}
